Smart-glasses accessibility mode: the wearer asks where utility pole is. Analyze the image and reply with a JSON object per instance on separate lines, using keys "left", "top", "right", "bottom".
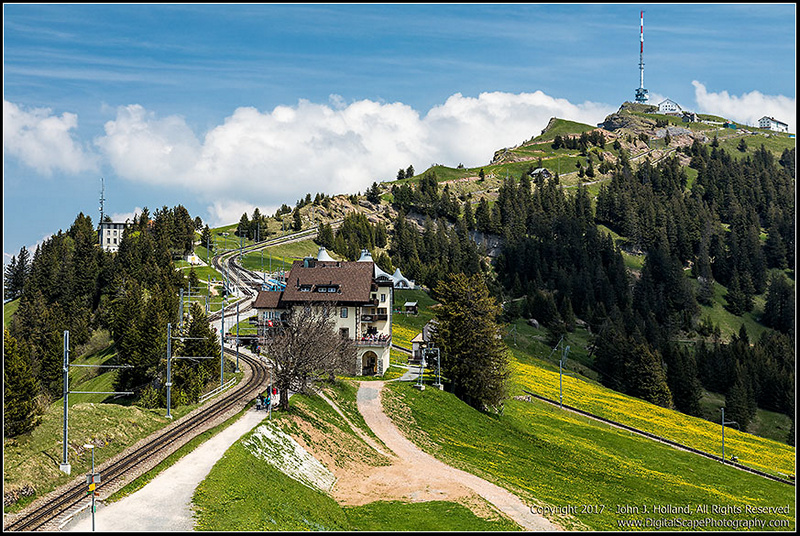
{"left": 236, "top": 301, "right": 241, "bottom": 373}
{"left": 60, "top": 330, "right": 132, "bottom": 475}
{"left": 428, "top": 347, "right": 442, "bottom": 390}
{"left": 60, "top": 331, "right": 71, "bottom": 474}
{"left": 720, "top": 407, "right": 739, "bottom": 464}
{"left": 559, "top": 345, "right": 571, "bottom": 408}
{"left": 546, "top": 335, "right": 572, "bottom": 409}
{"left": 98, "top": 177, "right": 105, "bottom": 225}
{"left": 259, "top": 221, "right": 265, "bottom": 284}
{"left": 220, "top": 264, "right": 226, "bottom": 388}
{"left": 206, "top": 232, "right": 212, "bottom": 314}
{"left": 414, "top": 354, "right": 426, "bottom": 391}
{"left": 166, "top": 323, "right": 173, "bottom": 419}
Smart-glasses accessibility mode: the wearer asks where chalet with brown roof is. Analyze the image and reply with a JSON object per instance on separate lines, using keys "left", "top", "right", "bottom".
{"left": 254, "top": 254, "right": 393, "bottom": 376}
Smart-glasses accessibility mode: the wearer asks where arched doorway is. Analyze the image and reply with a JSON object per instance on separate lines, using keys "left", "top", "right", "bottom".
{"left": 361, "top": 351, "right": 378, "bottom": 376}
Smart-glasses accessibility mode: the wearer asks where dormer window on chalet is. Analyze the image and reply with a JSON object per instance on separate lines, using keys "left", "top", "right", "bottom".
{"left": 299, "top": 285, "right": 312, "bottom": 292}
{"left": 316, "top": 285, "right": 340, "bottom": 293}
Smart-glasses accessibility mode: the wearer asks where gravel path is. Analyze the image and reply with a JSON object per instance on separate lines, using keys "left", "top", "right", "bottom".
{"left": 63, "top": 408, "right": 269, "bottom": 532}
{"left": 356, "top": 381, "right": 561, "bottom": 531}
{"left": 59, "top": 377, "right": 559, "bottom": 532}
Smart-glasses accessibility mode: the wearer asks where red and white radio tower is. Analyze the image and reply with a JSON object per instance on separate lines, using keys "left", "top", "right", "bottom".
{"left": 635, "top": 10, "right": 649, "bottom": 103}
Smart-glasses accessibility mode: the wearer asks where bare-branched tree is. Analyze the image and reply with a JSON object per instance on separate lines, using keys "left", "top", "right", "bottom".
{"left": 261, "top": 303, "right": 357, "bottom": 410}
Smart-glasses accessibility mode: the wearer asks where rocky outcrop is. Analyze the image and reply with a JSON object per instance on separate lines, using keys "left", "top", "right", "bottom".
{"left": 540, "top": 117, "right": 560, "bottom": 136}
{"left": 599, "top": 111, "right": 657, "bottom": 134}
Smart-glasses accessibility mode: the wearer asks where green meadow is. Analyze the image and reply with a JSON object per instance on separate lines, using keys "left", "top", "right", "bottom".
{"left": 382, "top": 381, "right": 795, "bottom": 531}
{"left": 192, "top": 383, "right": 521, "bottom": 531}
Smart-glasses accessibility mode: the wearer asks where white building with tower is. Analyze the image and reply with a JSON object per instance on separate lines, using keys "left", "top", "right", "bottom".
{"left": 99, "top": 221, "right": 130, "bottom": 253}
{"left": 96, "top": 177, "right": 130, "bottom": 253}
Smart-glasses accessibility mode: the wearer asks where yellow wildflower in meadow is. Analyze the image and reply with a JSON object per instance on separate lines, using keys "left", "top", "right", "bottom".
{"left": 511, "top": 360, "right": 795, "bottom": 477}
{"left": 391, "top": 323, "right": 419, "bottom": 349}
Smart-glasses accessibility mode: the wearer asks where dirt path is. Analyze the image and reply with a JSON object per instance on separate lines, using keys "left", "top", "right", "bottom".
{"left": 353, "top": 381, "right": 561, "bottom": 531}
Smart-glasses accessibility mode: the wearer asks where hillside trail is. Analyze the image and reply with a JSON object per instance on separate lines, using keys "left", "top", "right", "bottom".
{"left": 348, "top": 380, "right": 561, "bottom": 531}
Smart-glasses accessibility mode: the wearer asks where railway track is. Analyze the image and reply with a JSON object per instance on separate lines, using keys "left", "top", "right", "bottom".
{"left": 4, "top": 235, "right": 286, "bottom": 532}
{"left": 3, "top": 348, "right": 269, "bottom": 532}
{"left": 208, "top": 224, "right": 342, "bottom": 322}
{"left": 6, "top": 225, "right": 342, "bottom": 531}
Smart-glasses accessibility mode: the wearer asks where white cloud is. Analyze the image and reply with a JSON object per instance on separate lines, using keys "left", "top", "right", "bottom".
{"left": 206, "top": 199, "right": 266, "bottom": 229}
{"left": 109, "top": 207, "right": 144, "bottom": 224}
{"left": 645, "top": 92, "right": 668, "bottom": 107}
{"left": 3, "top": 100, "right": 98, "bottom": 176}
{"left": 424, "top": 91, "right": 613, "bottom": 167}
{"left": 692, "top": 81, "right": 796, "bottom": 132}
{"left": 4, "top": 233, "right": 53, "bottom": 266}
{"left": 95, "top": 91, "right": 614, "bottom": 225}
{"left": 94, "top": 104, "right": 201, "bottom": 184}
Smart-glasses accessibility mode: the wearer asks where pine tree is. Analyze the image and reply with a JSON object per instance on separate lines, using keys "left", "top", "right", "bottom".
{"left": 764, "top": 226, "right": 788, "bottom": 269}
{"left": 292, "top": 207, "right": 302, "bottom": 231}
{"left": 366, "top": 182, "right": 381, "bottom": 204}
{"left": 432, "top": 273, "right": 510, "bottom": 412}
{"left": 725, "top": 365, "right": 757, "bottom": 431}
{"left": 172, "top": 303, "right": 221, "bottom": 403}
{"left": 316, "top": 223, "right": 335, "bottom": 249}
{"left": 737, "top": 138, "right": 747, "bottom": 152}
{"left": 374, "top": 222, "right": 388, "bottom": 249}
{"left": 623, "top": 341, "right": 673, "bottom": 409}
{"left": 17, "top": 244, "right": 31, "bottom": 287}
{"left": 4, "top": 254, "right": 19, "bottom": 301}
{"left": 725, "top": 269, "right": 753, "bottom": 315}
{"left": 763, "top": 272, "right": 795, "bottom": 335}
{"left": 664, "top": 344, "right": 703, "bottom": 416}
{"left": 463, "top": 200, "right": 475, "bottom": 231}
{"left": 201, "top": 225, "right": 213, "bottom": 252}
{"left": 236, "top": 212, "right": 251, "bottom": 238}
{"left": 475, "top": 198, "right": 492, "bottom": 234}
{"left": 3, "top": 330, "right": 43, "bottom": 437}
{"left": 585, "top": 159, "right": 595, "bottom": 178}
{"left": 188, "top": 266, "right": 200, "bottom": 290}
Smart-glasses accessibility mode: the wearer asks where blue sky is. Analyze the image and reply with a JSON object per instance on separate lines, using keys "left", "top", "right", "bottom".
{"left": 3, "top": 3, "right": 796, "bottom": 262}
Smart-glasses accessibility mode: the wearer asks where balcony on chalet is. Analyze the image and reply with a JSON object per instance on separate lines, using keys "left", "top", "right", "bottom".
{"left": 354, "top": 334, "right": 391, "bottom": 347}
{"left": 360, "top": 313, "right": 388, "bottom": 322}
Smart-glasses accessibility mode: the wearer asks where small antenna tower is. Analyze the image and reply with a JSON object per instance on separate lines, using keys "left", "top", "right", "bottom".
{"left": 99, "top": 177, "right": 106, "bottom": 224}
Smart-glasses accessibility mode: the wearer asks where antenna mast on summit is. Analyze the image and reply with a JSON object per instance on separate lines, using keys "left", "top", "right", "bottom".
{"left": 99, "top": 177, "right": 106, "bottom": 224}
{"left": 635, "top": 10, "right": 649, "bottom": 103}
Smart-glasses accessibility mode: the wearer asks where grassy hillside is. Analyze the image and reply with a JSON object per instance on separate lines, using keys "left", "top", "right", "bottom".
{"left": 4, "top": 298, "right": 20, "bottom": 329}
{"left": 239, "top": 238, "right": 338, "bottom": 274}
{"left": 2, "top": 329, "right": 237, "bottom": 513}
{"left": 391, "top": 288, "right": 439, "bottom": 348}
{"left": 510, "top": 358, "right": 794, "bottom": 477}
{"left": 529, "top": 117, "right": 598, "bottom": 142}
{"left": 193, "top": 383, "right": 521, "bottom": 531}
{"left": 398, "top": 290, "right": 795, "bottom": 476}
{"left": 3, "top": 399, "right": 184, "bottom": 514}
{"left": 382, "top": 381, "right": 794, "bottom": 531}
{"left": 385, "top": 277, "right": 795, "bottom": 525}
